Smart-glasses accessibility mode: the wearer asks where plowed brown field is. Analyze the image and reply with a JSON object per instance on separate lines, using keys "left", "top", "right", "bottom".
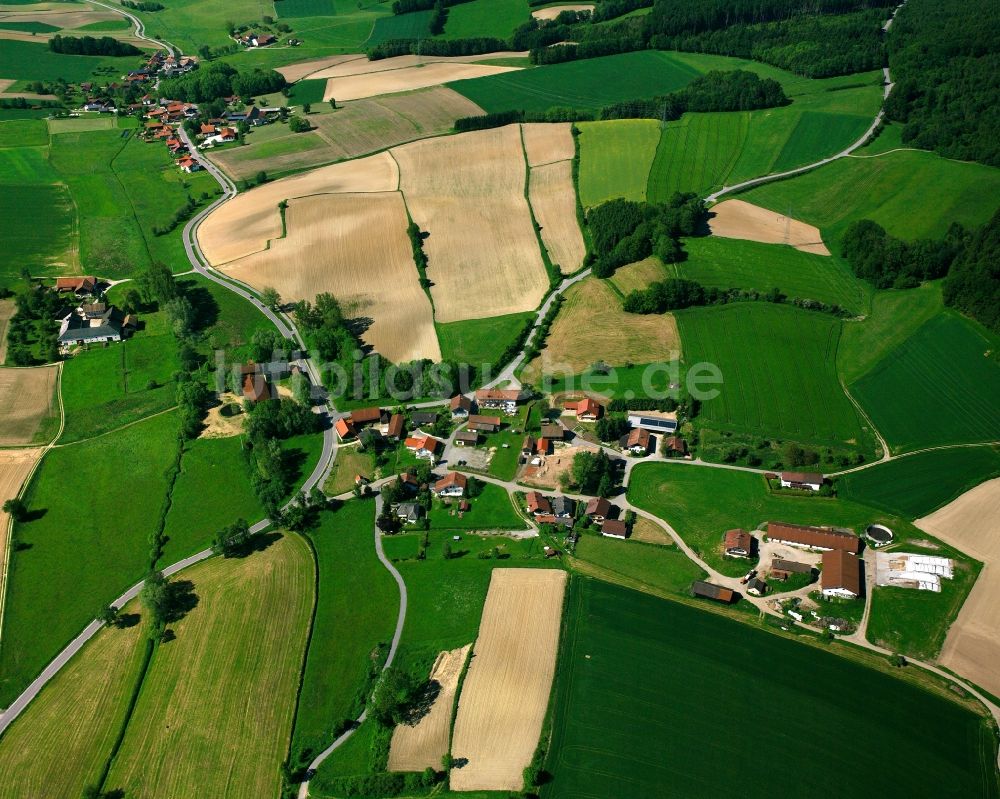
{"left": 0, "top": 365, "right": 59, "bottom": 446}
{"left": 708, "top": 199, "right": 831, "bottom": 255}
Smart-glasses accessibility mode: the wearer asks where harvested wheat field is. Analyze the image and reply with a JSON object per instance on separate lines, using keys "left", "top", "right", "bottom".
{"left": 521, "top": 122, "right": 575, "bottom": 167}
{"left": 0, "top": 598, "right": 148, "bottom": 799}
{"left": 916, "top": 477, "right": 1000, "bottom": 698}
{"left": 308, "top": 52, "right": 528, "bottom": 81}
{"left": 451, "top": 568, "right": 566, "bottom": 791}
{"left": 608, "top": 257, "right": 670, "bottom": 295}
{"left": 0, "top": 7, "right": 120, "bottom": 28}
{"left": 708, "top": 199, "right": 830, "bottom": 255}
{"left": 214, "top": 88, "right": 483, "bottom": 183}
{"left": 106, "top": 534, "right": 313, "bottom": 799}
{"left": 529, "top": 160, "right": 585, "bottom": 274}
{"left": 531, "top": 4, "right": 594, "bottom": 20}
{"left": 388, "top": 644, "right": 472, "bottom": 772}
{"left": 222, "top": 192, "right": 440, "bottom": 363}
{"left": 0, "top": 447, "right": 42, "bottom": 604}
{"left": 0, "top": 365, "right": 60, "bottom": 446}
{"left": 198, "top": 151, "right": 399, "bottom": 264}
{"left": 522, "top": 278, "right": 681, "bottom": 381}
{"left": 277, "top": 54, "right": 366, "bottom": 83}
{"left": 323, "top": 62, "right": 522, "bottom": 102}
{"left": 394, "top": 125, "right": 549, "bottom": 322}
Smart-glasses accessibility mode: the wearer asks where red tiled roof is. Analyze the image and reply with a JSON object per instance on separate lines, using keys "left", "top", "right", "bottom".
{"left": 601, "top": 519, "right": 628, "bottom": 537}
{"left": 724, "top": 528, "right": 752, "bottom": 551}
{"left": 585, "top": 497, "right": 611, "bottom": 517}
{"left": 767, "top": 522, "right": 858, "bottom": 553}
{"left": 822, "top": 549, "right": 861, "bottom": 595}
{"left": 350, "top": 406, "right": 381, "bottom": 424}
{"left": 434, "top": 472, "right": 467, "bottom": 492}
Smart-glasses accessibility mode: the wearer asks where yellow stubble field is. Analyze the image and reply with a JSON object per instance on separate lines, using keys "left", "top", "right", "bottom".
{"left": 529, "top": 160, "right": 585, "bottom": 274}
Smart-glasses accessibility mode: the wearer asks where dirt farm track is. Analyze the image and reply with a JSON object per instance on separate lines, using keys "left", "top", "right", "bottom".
{"left": 450, "top": 569, "right": 566, "bottom": 791}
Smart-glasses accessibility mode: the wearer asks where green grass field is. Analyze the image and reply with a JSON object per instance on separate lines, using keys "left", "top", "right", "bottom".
{"left": 646, "top": 111, "right": 749, "bottom": 200}
{"left": 0, "top": 183, "right": 76, "bottom": 281}
{"left": 0, "top": 411, "right": 179, "bottom": 707}
{"left": 538, "top": 360, "right": 675, "bottom": 399}
{"left": 0, "top": 602, "right": 149, "bottom": 799}
{"left": 545, "top": 577, "right": 1000, "bottom": 799}
{"left": 428, "top": 481, "right": 526, "bottom": 530}
{"left": 279, "top": 0, "right": 337, "bottom": 16}
{"left": 366, "top": 8, "right": 431, "bottom": 45}
{"left": 287, "top": 77, "right": 328, "bottom": 105}
{"left": 0, "top": 118, "right": 47, "bottom": 147}
{"left": 441, "top": 0, "right": 528, "bottom": 40}
{"left": 436, "top": 310, "right": 533, "bottom": 371}
{"left": 850, "top": 312, "right": 1000, "bottom": 453}
{"left": 837, "top": 281, "right": 943, "bottom": 384}
{"left": 676, "top": 303, "right": 872, "bottom": 452}
{"left": 291, "top": 500, "right": 400, "bottom": 761}
{"left": 451, "top": 50, "right": 705, "bottom": 114}
{"left": 106, "top": 534, "right": 313, "bottom": 799}
{"left": 0, "top": 39, "right": 143, "bottom": 82}
{"left": 0, "top": 21, "right": 58, "bottom": 33}
{"left": 676, "top": 237, "right": 868, "bottom": 312}
{"left": 58, "top": 313, "right": 180, "bottom": 443}
{"left": 571, "top": 534, "right": 705, "bottom": 597}
{"left": 577, "top": 119, "right": 660, "bottom": 207}
{"left": 838, "top": 446, "right": 1000, "bottom": 519}
{"left": 177, "top": 274, "right": 275, "bottom": 359}
{"left": 739, "top": 147, "right": 1000, "bottom": 252}
{"left": 159, "top": 435, "right": 266, "bottom": 563}
{"left": 627, "top": 463, "right": 889, "bottom": 576}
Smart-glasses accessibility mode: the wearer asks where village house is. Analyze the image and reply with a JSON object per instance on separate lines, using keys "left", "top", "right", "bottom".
{"left": 199, "top": 123, "right": 218, "bottom": 138}
{"left": 385, "top": 413, "right": 405, "bottom": 441}
{"left": 780, "top": 471, "right": 824, "bottom": 491}
{"left": 540, "top": 423, "right": 564, "bottom": 441}
{"left": 822, "top": 550, "right": 861, "bottom": 599}
{"left": 466, "top": 414, "right": 501, "bottom": 433}
{"left": 350, "top": 407, "right": 382, "bottom": 427}
{"left": 410, "top": 411, "right": 438, "bottom": 427}
{"left": 767, "top": 522, "right": 859, "bottom": 554}
{"left": 770, "top": 559, "right": 813, "bottom": 580}
{"left": 475, "top": 388, "right": 524, "bottom": 414}
{"left": 404, "top": 434, "right": 440, "bottom": 460}
{"left": 627, "top": 413, "right": 678, "bottom": 434}
{"left": 724, "top": 528, "right": 753, "bottom": 558}
{"left": 564, "top": 397, "right": 601, "bottom": 420}
{"left": 622, "top": 426, "right": 652, "bottom": 454}
{"left": 398, "top": 472, "right": 420, "bottom": 493}
{"left": 525, "top": 491, "right": 552, "bottom": 516}
{"left": 334, "top": 418, "right": 356, "bottom": 441}
{"left": 692, "top": 581, "right": 734, "bottom": 604}
{"left": 746, "top": 577, "right": 768, "bottom": 597}
{"left": 450, "top": 395, "right": 472, "bottom": 418}
{"left": 396, "top": 502, "right": 424, "bottom": 524}
{"left": 601, "top": 519, "right": 628, "bottom": 539}
{"left": 535, "top": 514, "right": 573, "bottom": 529}
{"left": 432, "top": 471, "right": 467, "bottom": 498}
{"left": 454, "top": 430, "right": 479, "bottom": 447}
{"left": 177, "top": 155, "right": 201, "bottom": 173}
{"left": 55, "top": 276, "right": 97, "bottom": 297}
{"left": 551, "top": 496, "right": 575, "bottom": 518}
{"left": 585, "top": 496, "right": 611, "bottom": 522}
{"left": 239, "top": 362, "right": 271, "bottom": 403}
{"left": 227, "top": 105, "right": 264, "bottom": 126}
{"left": 535, "top": 437, "right": 552, "bottom": 456}
{"left": 58, "top": 306, "right": 135, "bottom": 349}
{"left": 662, "top": 436, "right": 688, "bottom": 457}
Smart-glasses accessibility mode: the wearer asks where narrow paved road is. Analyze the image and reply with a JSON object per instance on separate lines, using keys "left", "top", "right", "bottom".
{"left": 297, "top": 494, "right": 408, "bottom": 799}
{"left": 83, "top": 0, "right": 179, "bottom": 54}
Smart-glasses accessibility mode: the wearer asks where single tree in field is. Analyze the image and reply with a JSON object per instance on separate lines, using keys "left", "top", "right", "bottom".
{"left": 302, "top": 102, "right": 311, "bottom": 114}
{"left": 2, "top": 498, "right": 27, "bottom": 523}
{"left": 442, "top": 540, "right": 452, "bottom": 560}
{"left": 260, "top": 286, "right": 281, "bottom": 310}
{"left": 329, "top": 98, "right": 337, "bottom": 110}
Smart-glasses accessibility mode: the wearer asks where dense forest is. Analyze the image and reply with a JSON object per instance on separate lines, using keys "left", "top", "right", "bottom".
{"left": 49, "top": 35, "right": 142, "bottom": 57}
{"left": 885, "top": 0, "right": 1000, "bottom": 167}
{"left": 158, "top": 63, "right": 286, "bottom": 103}
{"left": 943, "top": 210, "right": 1000, "bottom": 334}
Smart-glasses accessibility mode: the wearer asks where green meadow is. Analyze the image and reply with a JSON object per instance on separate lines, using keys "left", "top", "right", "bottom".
{"left": 676, "top": 237, "right": 868, "bottom": 312}
{"left": 739, "top": 146, "right": 1000, "bottom": 251}
{"left": 851, "top": 313, "right": 1000, "bottom": 453}
{"left": 675, "top": 303, "right": 872, "bottom": 453}
{"left": 838, "top": 446, "right": 1000, "bottom": 519}
{"left": 544, "top": 577, "right": 1000, "bottom": 799}
{"left": 366, "top": 9, "right": 432, "bottom": 46}
{"left": 577, "top": 119, "right": 660, "bottom": 207}
{"left": 0, "top": 411, "right": 179, "bottom": 708}
{"left": 440, "top": 0, "right": 529, "bottom": 40}
{"left": 0, "top": 39, "right": 143, "bottom": 82}
{"left": 452, "top": 50, "right": 705, "bottom": 114}
{"left": 436, "top": 310, "right": 533, "bottom": 370}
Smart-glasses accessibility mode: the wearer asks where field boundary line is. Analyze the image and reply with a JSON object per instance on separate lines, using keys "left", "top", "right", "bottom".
{"left": 51, "top": 405, "right": 180, "bottom": 449}
{"left": 0, "top": 362, "right": 63, "bottom": 648}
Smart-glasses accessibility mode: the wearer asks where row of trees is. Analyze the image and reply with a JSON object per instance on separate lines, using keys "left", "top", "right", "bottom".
{"left": 623, "top": 277, "right": 852, "bottom": 317}
{"left": 884, "top": 0, "right": 1000, "bottom": 167}
{"left": 49, "top": 35, "right": 141, "bottom": 57}
{"left": 943, "top": 209, "right": 1000, "bottom": 333}
{"left": 4, "top": 279, "right": 60, "bottom": 366}
{"left": 840, "top": 219, "right": 962, "bottom": 289}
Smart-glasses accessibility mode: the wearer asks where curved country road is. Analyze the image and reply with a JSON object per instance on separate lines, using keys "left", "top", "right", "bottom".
{"left": 83, "top": 0, "right": 180, "bottom": 55}
{"left": 297, "top": 494, "right": 409, "bottom": 798}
